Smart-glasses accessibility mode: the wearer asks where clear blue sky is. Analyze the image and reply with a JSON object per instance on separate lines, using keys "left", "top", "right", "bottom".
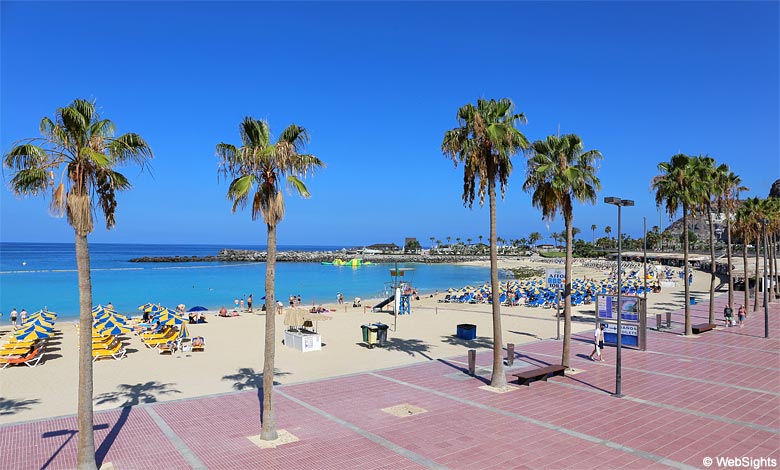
{"left": 2, "top": 1, "right": 778, "bottom": 247}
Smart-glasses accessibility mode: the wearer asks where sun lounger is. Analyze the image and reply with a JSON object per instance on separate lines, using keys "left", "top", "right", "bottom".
{"left": 1, "top": 347, "right": 44, "bottom": 369}
{"left": 143, "top": 330, "right": 178, "bottom": 347}
{"left": 157, "top": 341, "right": 177, "bottom": 355}
{"left": 92, "top": 343, "right": 125, "bottom": 361}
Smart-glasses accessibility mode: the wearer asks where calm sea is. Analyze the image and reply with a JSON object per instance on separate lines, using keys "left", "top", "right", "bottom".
{"left": 0, "top": 243, "right": 491, "bottom": 320}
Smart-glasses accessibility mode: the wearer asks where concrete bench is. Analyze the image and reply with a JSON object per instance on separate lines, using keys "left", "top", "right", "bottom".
{"left": 692, "top": 323, "right": 716, "bottom": 334}
{"left": 512, "top": 365, "right": 566, "bottom": 386}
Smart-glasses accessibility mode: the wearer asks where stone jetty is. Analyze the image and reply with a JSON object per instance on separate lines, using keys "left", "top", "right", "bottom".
{"left": 129, "top": 249, "right": 489, "bottom": 264}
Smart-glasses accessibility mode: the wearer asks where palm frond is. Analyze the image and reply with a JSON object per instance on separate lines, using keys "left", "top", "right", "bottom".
{"left": 109, "top": 133, "right": 153, "bottom": 168}
{"left": 9, "top": 168, "right": 50, "bottom": 196}
{"left": 286, "top": 175, "right": 310, "bottom": 198}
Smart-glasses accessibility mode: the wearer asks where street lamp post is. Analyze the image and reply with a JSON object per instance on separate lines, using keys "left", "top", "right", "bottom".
{"left": 605, "top": 196, "right": 634, "bottom": 398}
{"left": 761, "top": 218, "right": 770, "bottom": 339}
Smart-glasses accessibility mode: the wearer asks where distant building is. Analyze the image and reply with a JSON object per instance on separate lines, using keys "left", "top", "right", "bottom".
{"left": 364, "top": 243, "right": 401, "bottom": 254}
{"left": 537, "top": 244, "right": 555, "bottom": 251}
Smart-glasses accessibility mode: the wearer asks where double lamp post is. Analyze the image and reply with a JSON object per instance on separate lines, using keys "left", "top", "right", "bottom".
{"left": 604, "top": 196, "right": 634, "bottom": 398}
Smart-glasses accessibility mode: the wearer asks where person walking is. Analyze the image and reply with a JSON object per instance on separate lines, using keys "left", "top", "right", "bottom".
{"left": 247, "top": 294, "right": 253, "bottom": 313}
{"left": 737, "top": 304, "right": 746, "bottom": 328}
{"left": 589, "top": 322, "right": 606, "bottom": 362}
{"left": 723, "top": 305, "right": 733, "bottom": 327}
{"left": 10, "top": 308, "right": 18, "bottom": 329}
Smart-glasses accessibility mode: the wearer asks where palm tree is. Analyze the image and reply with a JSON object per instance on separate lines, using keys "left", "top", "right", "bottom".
{"left": 478, "top": 234, "right": 484, "bottom": 245}
{"left": 591, "top": 224, "right": 597, "bottom": 244}
{"left": 216, "top": 116, "right": 324, "bottom": 440}
{"left": 714, "top": 167, "right": 747, "bottom": 312}
{"left": 446, "top": 236, "right": 452, "bottom": 247}
{"left": 572, "top": 227, "right": 581, "bottom": 240}
{"left": 442, "top": 97, "right": 529, "bottom": 387}
{"left": 653, "top": 154, "right": 702, "bottom": 335}
{"left": 529, "top": 231, "right": 542, "bottom": 249}
{"left": 736, "top": 198, "right": 763, "bottom": 311}
{"left": 3, "top": 98, "right": 152, "bottom": 469}
{"left": 430, "top": 236, "right": 436, "bottom": 250}
{"left": 605, "top": 226, "right": 612, "bottom": 247}
{"left": 523, "top": 134, "right": 602, "bottom": 369}
{"left": 693, "top": 156, "right": 726, "bottom": 324}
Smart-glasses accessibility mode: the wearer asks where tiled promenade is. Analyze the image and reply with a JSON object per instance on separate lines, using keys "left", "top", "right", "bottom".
{"left": 2, "top": 295, "right": 778, "bottom": 469}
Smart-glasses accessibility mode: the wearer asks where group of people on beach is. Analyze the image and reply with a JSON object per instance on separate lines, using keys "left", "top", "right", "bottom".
{"left": 7, "top": 308, "right": 28, "bottom": 329}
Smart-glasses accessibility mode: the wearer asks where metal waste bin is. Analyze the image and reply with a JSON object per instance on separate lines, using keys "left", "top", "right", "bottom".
{"left": 373, "top": 323, "right": 388, "bottom": 345}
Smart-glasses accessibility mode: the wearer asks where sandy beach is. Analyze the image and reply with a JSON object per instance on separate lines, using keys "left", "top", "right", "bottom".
{"left": 0, "top": 257, "right": 716, "bottom": 425}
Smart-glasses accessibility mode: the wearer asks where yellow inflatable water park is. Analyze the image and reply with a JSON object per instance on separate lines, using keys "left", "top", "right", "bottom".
{"left": 322, "top": 258, "right": 372, "bottom": 267}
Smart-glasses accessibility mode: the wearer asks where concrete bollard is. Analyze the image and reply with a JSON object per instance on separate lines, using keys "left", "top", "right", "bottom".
{"left": 468, "top": 349, "right": 476, "bottom": 375}
{"left": 506, "top": 343, "right": 514, "bottom": 366}
{"left": 666, "top": 311, "right": 672, "bottom": 328}
{"left": 656, "top": 313, "right": 662, "bottom": 330}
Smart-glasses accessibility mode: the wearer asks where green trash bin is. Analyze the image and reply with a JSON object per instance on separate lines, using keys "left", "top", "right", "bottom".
{"left": 361, "top": 324, "right": 370, "bottom": 342}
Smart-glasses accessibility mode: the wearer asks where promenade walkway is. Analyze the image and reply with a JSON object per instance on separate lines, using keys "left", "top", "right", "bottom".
{"left": 2, "top": 295, "right": 778, "bottom": 469}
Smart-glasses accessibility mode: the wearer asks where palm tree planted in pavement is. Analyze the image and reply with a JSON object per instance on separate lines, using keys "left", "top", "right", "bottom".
{"left": 714, "top": 166, "right": 747, "bottom": 313}
{"left": 442, "top": 98, "right": 529, "bottom": 388}
{"left": 523, "top": 133, "right": 602, "bottom": 369}
{"left": 653, "top": 154, "right": 702, "bottom": 335}
{"left": 216, "top": 116, "right": 324, "bottom": 440}
{"left": 693, "top": 156, "right": 725, "bottom": 324}
{"left": 3, "top": 98, "right": 152, "bottom": 469}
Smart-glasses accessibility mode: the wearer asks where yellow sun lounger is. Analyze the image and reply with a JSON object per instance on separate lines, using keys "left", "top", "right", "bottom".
{"left": 92, "top": 343, "right": 125, "bottom": 361}
{"left": 143, "top": 331, "right": 177, "bottom": 347}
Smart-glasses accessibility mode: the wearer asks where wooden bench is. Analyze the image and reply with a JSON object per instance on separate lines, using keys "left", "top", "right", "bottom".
{"left": 512, "top": 365, "right": 566, "bottom": 386}
{"left": 692, "top": 323, "right": 716, "bottom": 334}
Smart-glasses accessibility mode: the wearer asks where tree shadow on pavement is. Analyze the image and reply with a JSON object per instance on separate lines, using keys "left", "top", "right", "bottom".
{"left": 222, "top": 367, "right": 290, "bottom": 428}
{"left": 41, "top": 424, "right": 110, "bottom": 470}
{"left": 94, "top": 381, "right": 180, "bottom": 467}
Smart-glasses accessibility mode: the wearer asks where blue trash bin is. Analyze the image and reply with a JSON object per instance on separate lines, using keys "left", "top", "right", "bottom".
{"left": 689, "top": 296, "right": 696, "bottom": 305}
{"left": 457, "top": 324, "right": 476, "bottom": 340}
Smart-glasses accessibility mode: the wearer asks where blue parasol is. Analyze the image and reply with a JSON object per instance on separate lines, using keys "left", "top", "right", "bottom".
{"left": 187, "top": 306, "right": 208, "bottom": 312}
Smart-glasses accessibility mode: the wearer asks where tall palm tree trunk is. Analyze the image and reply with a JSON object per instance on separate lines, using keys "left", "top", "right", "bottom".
{"left": 487, "top": 179, "right": 506, "bottom": 388}
{"left": 683, "top": 207, "right": 692, "bottom": 335}
{"left": 726, "top": 209, "right": 734, "bottom": 311}
{"left": 743, "top": 239, "right": 750, "bottom": 310}
{"left": 261, "top": 223, "right": 278, "bottom": 441}
{"left": 753, "top": 236, "right": 760, "bottom": 312}
{"left": 562, "top": 216, "right": 573, "bottom": 369}
{"left": 707, "top": 206, "right": 716, "bottom": 324}
{"left": 75, "top": 233, "right": 97, "bottom": 470}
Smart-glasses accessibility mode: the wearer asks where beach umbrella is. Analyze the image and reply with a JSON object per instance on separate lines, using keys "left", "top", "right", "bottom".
{"left": 301, "top": 312, "right": 332, "bottom": 334}
{"left": 28, "top": 311, "right": 57, "bottom": 321}
{"left": 96, "top": 324, "right": 130, "bottom": 336}
{"left": 160, "top": 315, "right": 185, "bottom": 326}
{"left": 14, "top": 326, "right": 51, "bottom": 341}
{"left": 22, "top": 318, "right": 55, "bottom": 329}
{"left": 94, "top": 319, "right": 130, "bottom": 334}
{"left": 187, "top": 306, "right": 208, "bottom": 312}
{"left": 179, "top": 322, "right": 190, "bottom": 340}
{"left": 283, "top": 308, "right": 305, "bottom": 329}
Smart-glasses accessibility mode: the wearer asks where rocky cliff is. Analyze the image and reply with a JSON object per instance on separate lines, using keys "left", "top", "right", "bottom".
{"left": 129, "top": 249, "right": 489, "bottom": 264}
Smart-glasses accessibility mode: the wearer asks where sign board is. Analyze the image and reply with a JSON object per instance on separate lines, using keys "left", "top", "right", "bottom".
{"left": 595, "top": 294, "right": 647, "bottom": 350}
{"left": 546, "top": 269, "right": 565, "bottom": 289}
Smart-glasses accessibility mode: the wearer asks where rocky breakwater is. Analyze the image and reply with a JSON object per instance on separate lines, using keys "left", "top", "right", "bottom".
{"left": 130, "top": 249, "right": 489, "bottom": 264}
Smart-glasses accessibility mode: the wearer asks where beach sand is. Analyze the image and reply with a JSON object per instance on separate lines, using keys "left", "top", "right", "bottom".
{"left": 0, "top": 257, "right": 715, "bottom": 425}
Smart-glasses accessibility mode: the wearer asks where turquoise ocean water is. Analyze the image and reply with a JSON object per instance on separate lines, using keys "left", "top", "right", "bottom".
{"left": 0, "top": 243, "right": 492, "bottom": 320}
